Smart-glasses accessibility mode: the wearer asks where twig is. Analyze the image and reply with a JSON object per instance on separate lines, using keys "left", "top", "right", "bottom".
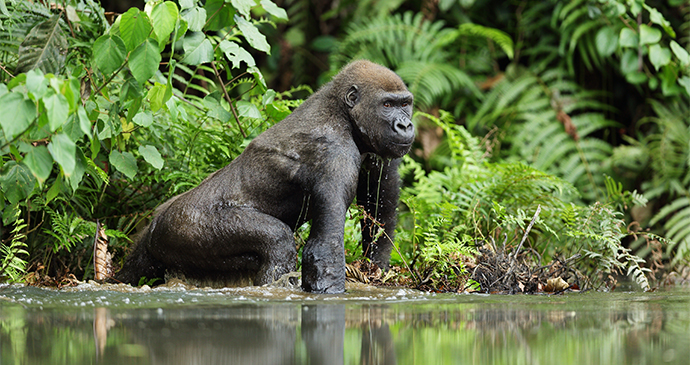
{"left": 210, "top": 61, "right": 246, "bottom": 138}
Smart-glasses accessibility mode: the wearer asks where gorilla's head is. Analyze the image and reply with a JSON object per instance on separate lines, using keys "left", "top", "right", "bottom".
{"left": 334, "top": 60, "right": 415, "bottom": 159}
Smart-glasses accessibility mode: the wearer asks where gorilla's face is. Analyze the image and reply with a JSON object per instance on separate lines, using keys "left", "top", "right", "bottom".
{"left": 348, "top": 86, "right": 415, "bottom": 159}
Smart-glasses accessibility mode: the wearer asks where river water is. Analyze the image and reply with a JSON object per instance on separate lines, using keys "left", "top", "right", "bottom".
{"left": 0, "top": 281, "right": 688, "bottom": 364}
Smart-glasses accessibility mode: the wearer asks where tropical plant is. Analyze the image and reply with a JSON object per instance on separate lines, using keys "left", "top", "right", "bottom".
{"left": 0, "top": 0, "right": 293, "bottom": 281}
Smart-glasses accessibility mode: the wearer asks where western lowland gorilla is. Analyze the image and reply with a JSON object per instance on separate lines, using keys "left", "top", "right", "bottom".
{"left": 114, "top": 60, "right": 415, "bottom": 293}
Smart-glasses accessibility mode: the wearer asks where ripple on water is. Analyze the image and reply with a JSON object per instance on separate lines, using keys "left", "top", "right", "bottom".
{"left": 0, "top": 280, "right": 431, "bottom": 308}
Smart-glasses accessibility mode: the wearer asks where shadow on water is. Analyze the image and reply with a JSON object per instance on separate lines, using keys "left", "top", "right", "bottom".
{"left": 1, "top": 282, "right": 689, "bottom": 364}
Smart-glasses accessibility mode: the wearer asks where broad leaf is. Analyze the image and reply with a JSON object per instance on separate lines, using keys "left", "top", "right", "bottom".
{"left": 182, "top": 32, "right": 213, "bottom": 65}
{"left": 129, "top": 38, "right": 162, "bottom": 84}
{"left": 42, "top": 91, "right": 69, "bottom": 132}
{"left": 260, "top": 0, "right": 288, "bottom": 21}
{"left": 147, "top": 83, "right": 171, "bottom": 112}
{"left": 639, "top": 24, "right": 661, "bottom": 45}
{"left": 109, "top": 150, "right": 137, "bottom": 179}
{"left": 220, "top": 40, "right": 256, "bottom": 68}
{"left": 179, "top": 0, "right": 195, "bottom": 10}
{"left": 48, "top": 133, "right": 76, "bottom": 176}
{"left": 25, "top": 69, "right": 47, "bottom": 99}
{"left": 649, "top": 44, "right": 671, "bottom": 71}
{"left": 236, "top": 101, "right": 261, "bottom": 119}
{"left": 231, "top": 0, "right": 254, "bottom": 18}
{"left": 93, "top": 34, "right": 127, "bottom": 75}
{"left": 139, "top": 145, "right": 164, "bottom": 170}
{"left": 595, "top": 26, "right": 617, "bottom": 57}
{"left": 235, "top": 15, "right": 270, "bottom": 54}
{"left": 68, "top": 149, "right": 87, "bottom": 192}
{"left": 132, "top": 110, "right": 154, "bottom": 127}
{"left": 620, "top": 49, "right": 638, "bottom": 74}
{"left": 679, "top": 76, "right": 690, "bottom": 96}
{"left": 0, "top": 93, "right": 36, "bottom": 140}
{"left": 182, "top": 6, "right": 206, "bottom": 32}
{"left": 0, "top": 162, "right": 36, "bottom": 205}
{"left": 151, "top": 1, "right": 179, "bottom": 46}
{"left": 120, "top": 8, "right": 153, "bottom": 52}
{"left": 619, "top": 28, "right": 638, "bottom": 48}
{"left": 204, "top": 0, "right": 235, "bottom": 32}
{"left": 23, "top": 145, "right": 52, "bottom": 183}
{"left": 16, "top": 15, "right": 68, "bottom": 74}
{"left": 670, "top": 41, "right": 690, "bottom": 66}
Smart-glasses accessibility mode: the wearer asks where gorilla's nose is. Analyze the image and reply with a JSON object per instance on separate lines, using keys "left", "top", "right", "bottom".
{"left": 394, "top": 118, "right": 415, "bottom": 141}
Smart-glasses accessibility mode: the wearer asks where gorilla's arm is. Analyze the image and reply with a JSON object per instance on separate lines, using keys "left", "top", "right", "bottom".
{"left": 357, "top": 154, "right": 401, "bottom": 269}
{"left": 301, "top": 150, "right": 359, "bottom": 293}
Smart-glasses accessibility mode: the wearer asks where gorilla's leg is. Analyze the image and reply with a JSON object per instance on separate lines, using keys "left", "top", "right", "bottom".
{"left": 146, "top": 207, "right": 298, "bottom": 286}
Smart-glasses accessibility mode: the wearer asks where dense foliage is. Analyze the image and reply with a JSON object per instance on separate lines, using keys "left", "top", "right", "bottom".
{"left": 0, "top": 0, "right": 688, "bottom": 292}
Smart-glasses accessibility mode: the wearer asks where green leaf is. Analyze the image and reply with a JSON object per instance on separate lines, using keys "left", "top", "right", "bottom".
{"left": 182, "top": 6, "right": 206, "bottom": 32}
{"left": 235, "top": 15, "right": 271, "bottom": 54}
{"left": 456, "top": 23, "right": 514, "bottom": 60}
{"left": 25, "top": 69, "right": 47, "bottom": 100}
{"left": 231, "top": 0, "right": 254, "bottom": 18}
{"left": 48, "top": 133, "right": 76, "bottom": 176}
{"left": 109, "top": 150, "right": 137, "bottom": 179}
{"left": 620, "top": 49, "right": 638, "bottom": 75}
{"left": 0, "top": 162, "right": 36, "bottom": 205}
{"left": 0, "top": 93, "right": 36, "bottom": 140}
{"left": 132, "top": 110, "right": 154, "bottom": 127}
{"left": 138, "top": 145, "right": 164, "bottom": 169}
{"left": 670, "top": 41, "right": 690, "bottom": 66}
{"left": 649, "top": 44, "right": 671, "bottom": 71}
{"left": 16, "top": 15, "right": 68, "bottom": 74}
{"left": 151, "top": 1, "right": 179, "bottom": 46}
{"left": 182, "top": 32, "right": 213, "bottom": 65}
{"left": 120, "top": 8, "right": 153, "bottom": 52}
{"left": 236, "top": 100, "right": 261, "bottom": 119}
{"left": 63, "top": 113, "right": 87, "bottom": 141}
{"left": 42, "top": 91, "right": 69, "bottom": 132}
{"left": 619, "top": 28, "right": 638, "bottom": 48}
{"left": 260, "top": 0, "right": 288, "bottom": 21}
{"left": 23, "top": 145, "right": 52, "bottom": 183}
{"left": 595, "top": 26, "right": 617, "bottom": 57}
{"left": 68, "top": 148, "right": 87, "bottom": 192}
{"left": 147, "top": 83, "right": 171, "bottom": 112}
{"left": 92, "top": 34, "right": 127, "bottom": 75}
{"left": 204, "top": 0, "right": 235, "bottom": 32}
{"left": 46, "top": 176, "right": 62, "bottom": 204}
{"left": 639, "top": 24, "right": 661, "bottom": 45}
{"left": 77, "top": 106, "right": 92, "bottom": 137}
{"left": 219, "top": 40, "right": 256, "bottom": 68}
{"left": 180, "top": 0, "right": 195, "bottom": 10}
{"left": 625, "top": 71, "right": 647, "bottom": 84}
{"left": 129, "top": 38, "right": 162, "bottom": 84}
{"left": 679, "top": 76, "right": 690, "bottom": 96}
{"left": 643, "top": 4, "right": 675, "bottom": 38}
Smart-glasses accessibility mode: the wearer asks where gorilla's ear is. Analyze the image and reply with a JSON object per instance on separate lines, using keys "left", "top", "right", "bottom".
{"left": 345, "top": 85, "right": 359, "bottom": 108}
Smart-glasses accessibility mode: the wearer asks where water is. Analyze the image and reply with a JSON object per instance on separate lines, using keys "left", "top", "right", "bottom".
{"left": 1, "top": 282, "right": 689, "bottom": 365}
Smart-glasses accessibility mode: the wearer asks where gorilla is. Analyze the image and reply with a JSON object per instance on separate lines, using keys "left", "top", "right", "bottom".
{"left": 114, "top": 60, "right": 415, "bottom": 293}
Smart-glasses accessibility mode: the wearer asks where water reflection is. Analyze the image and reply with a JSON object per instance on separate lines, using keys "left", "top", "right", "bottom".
{"left": 1, "top": 286, "right": 689, "bottom": 364}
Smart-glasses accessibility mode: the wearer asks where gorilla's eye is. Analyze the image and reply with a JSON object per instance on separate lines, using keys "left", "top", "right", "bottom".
{"left": 383, "top": 101, "right": 391, "bottom": 107}
{"left": 402, "top": 102, "right": 408, "bottom": 107}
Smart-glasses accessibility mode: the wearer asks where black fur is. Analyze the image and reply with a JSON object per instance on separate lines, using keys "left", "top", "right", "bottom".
{"left": 114, "top": 60, "right": 415, "bottom": 293}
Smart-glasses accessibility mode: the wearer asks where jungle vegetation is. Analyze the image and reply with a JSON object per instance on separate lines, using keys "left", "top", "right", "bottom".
{"left": 0, "top": 0, "right": 688, "bottom": 292}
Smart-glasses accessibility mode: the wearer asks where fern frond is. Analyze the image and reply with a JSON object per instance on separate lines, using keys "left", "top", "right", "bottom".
{"left": 397, "top": 62, "right": 480, "bottom": 109}
{"left": 456, "top": 23, "right": 514, "bottom": 59}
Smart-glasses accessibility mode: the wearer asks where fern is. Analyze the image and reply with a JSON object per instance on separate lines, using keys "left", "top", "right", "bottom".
{"left": 468, "top": 66, "right": 619, "bottom": 201}
{"left": 331, "top": 12, "right": 484, "bottom": 110}
{"left": 400, "top": 111, "right": 652, "bottom": 290}
{"left": 0, "top": 209, "right": 28, "bottom": 282}
{"left": 455, "top": 23, "right": 514, "bottom": 60}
